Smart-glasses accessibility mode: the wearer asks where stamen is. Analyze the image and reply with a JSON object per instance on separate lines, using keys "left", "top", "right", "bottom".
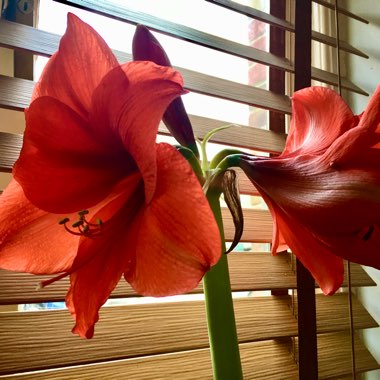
{"left": 37, "top": 272, "right": 69, "bottom": 290}
{"left": 72, "top": 220, "right": 84, "bottom": 228}
{"left": 58, "top": 210, "right": 104, "bottom": 238}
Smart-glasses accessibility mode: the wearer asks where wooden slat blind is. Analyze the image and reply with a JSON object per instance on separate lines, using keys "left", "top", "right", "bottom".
{"left": 52, "top": 0, "right": 369, "bottom": 94}
{"left": 0, "top": 294, "right": 377, "bottom": 375}
{"left": 0, "top": 257, "right": 374, "bottom": 305}
{"left": 0, "top": 18, "right": 367, "bottom": 95}
{"left": 0, "top": 0, "right": 379, "bottom": 378}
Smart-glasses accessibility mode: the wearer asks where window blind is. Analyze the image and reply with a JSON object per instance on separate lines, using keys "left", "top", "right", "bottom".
{"left": 0, "top": 0, "right": 379, "bottom": 378}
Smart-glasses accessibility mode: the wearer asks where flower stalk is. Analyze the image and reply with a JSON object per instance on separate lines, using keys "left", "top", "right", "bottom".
{"left": 203, "top": 187, "right": 243, "bottom": 380}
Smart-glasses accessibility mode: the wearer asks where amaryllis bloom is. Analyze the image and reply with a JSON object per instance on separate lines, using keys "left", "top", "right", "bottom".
{"left": 236, "top": 86, "right": 380, "bottom": 295}
{"left": 0, "top": 14, "right": 221, "bottom": 338}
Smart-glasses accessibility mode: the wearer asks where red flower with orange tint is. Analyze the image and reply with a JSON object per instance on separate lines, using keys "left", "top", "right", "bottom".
{"left": 235, "top": 86, "right": 380, "bottom": 295}
{"left": 0, "top": 14, "right": 221, "bottom": 338}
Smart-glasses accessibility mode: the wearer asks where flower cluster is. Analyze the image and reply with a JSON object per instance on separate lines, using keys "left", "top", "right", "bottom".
{"left": 1, "top": 13, "right": 380, "bottom": 340}
{"left": 0, "top": 14, "right": 221, "bottom": 338}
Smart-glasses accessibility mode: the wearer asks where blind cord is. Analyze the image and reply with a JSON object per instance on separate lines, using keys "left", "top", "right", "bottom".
{"left": 334, "top": 0, "right": 342, "bottom": 95}
{"left": 334, "top": 1, "right": 356, "bottom": 377}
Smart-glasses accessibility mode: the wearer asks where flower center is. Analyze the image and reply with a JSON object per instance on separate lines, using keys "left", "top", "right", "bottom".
{"left": 59, "top": 210, "right": 103, "bottom": 238}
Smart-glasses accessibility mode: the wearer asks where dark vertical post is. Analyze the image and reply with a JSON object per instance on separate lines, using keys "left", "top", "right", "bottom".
{"left": 294, "top": 1, "right": 318, "bottom": 379}
{"left": 269, "top": 0, "right": 286, "bottom": 135}
{"left": 5, "top": 0, "right": 35, "bottom": 80}
{"left": 269, "top": 2, "right": 288, "bottom": 296}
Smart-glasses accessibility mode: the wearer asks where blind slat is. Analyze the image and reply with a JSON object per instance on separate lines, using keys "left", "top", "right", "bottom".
{"left": 206, "top": 0, "right": 294, "bottom": 31}
{"left": 207, "top": 0, "right": 369, "bottom": 27}
{"left": 312, "top": 30, "right": 369, "bottom": 59}
{"left": 0, "top": 68, "right": 291, "bottom": 114}
{"left": 54, "top": 0, "right": 368, "bottom": 59}
{"left": 0, "top": 75, "right": 34, "bottom": 111}
{"left": 2, "top": 332, "right": 378, "bottom": 379}
{"left": 0, "top": 252, "right": 293, "bottom": 304}
{"left": 0, "top": 131, "right": 22, "bottom": 172}
{"left": 0, "top": 294, "right": 376, "bottom": 375}
{"left": 313, "top": 0, "right": 369, "bottom": 24}
{"left": 312, "top": 67, "right": 368, "bottom": 96}
{"left": 316, "top": 332, "right": 380, "bottom": 378}
{"left": 222, "top": 208, "right": 273, "bottom": 242}
{"left": 0, "top": 256, "right": 374, "bottom": 305}
{"left": 206, "top": 0, "right": 368, "bottom": 58}
{"left": 187, "top": 115, "right": 286, "bottom": 154}
{"left": 52, "top": 0, "right": 293, "bottom": 71}
{"left": 0, "top": 340, "right": 298, "bottom": 380}
{"left": 0, "top": 297, "right": 298, "bottom": 374}
{"left": 0, "top": 19, "right": 366, "bottom": 95}
{"left": 179, "top": 68, "right": 291, "bottom": 113}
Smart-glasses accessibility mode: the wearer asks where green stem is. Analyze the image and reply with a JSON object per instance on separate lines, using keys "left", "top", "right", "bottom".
{"left": 203, "top": 189, "right": 243, "bottom": 380}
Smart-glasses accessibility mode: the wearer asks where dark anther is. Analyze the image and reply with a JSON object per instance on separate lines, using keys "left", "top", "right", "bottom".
{"left": 72, "top": 220, "right": 84, "bottom": 228}
{"left": 58, "top": 210, "right": 103, "bottom": 238}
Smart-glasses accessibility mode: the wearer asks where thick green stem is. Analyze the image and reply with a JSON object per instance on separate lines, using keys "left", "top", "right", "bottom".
{"left": 203, "top": 190, "right": 243, "bottom": 380}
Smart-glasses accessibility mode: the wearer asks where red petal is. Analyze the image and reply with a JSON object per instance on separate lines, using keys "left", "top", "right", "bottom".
{"left": 255, "top": 185, "right": 288, "bottom": 253}
{"left": 0, "top": 179, "right": 79, "bottom": 274}
{"left": 14, "top": 97, "right": 130, "bottom": 213}
{"left": 239, "top": 157, "right": 344, "bottom": 294}
{"left": 68, "top": 173, "right": 143, "bottom": 272}
{"left": 324, "top": 87, "right": 380, "bottom": 166}
{"left": 241, "top": 155, "right": 380, "bottom": 238}
{"left": 33, "top": 13, "right": 118, "bottom": 119}
{"left": 66, "top": 250, "right": 125, "bottom": 338}
{"left": 125, "top": 143, "right": 221, "bottom": 296}
{"left": 272, "top": 204, "right": 344, "bottom": 295}
{"left": 358, "top": 85, "right": 380, "bottom": 132}
{"left": 65, "top": 175, "right": 144, "bottom": 339}
{"left": 318, "top": 225, "right": 380, "bottom": 270}
{"left": 90, "top": 61, "right": 186, "bottom": 203}
{"left": 283, "top": 87, "right": 356, "bottom": 157}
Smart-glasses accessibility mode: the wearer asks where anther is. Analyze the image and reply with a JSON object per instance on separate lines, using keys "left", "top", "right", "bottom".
{"left": 72, "top": 220, "right": 84, "bottom": 228}
{"left": 58, "top": 211, "right": 104, "bottom": 238}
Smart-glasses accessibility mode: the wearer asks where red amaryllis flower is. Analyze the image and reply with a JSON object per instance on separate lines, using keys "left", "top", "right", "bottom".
{"left": 0, "top": 14, "right": 221, "bottom": 338}
{"left": 236, "top": 86, "right": 380, "bottom": 295}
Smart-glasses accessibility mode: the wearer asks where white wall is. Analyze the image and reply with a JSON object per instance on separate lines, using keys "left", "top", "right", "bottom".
{"left": 342, "top": 1, "right": 380, "bottom": 378}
